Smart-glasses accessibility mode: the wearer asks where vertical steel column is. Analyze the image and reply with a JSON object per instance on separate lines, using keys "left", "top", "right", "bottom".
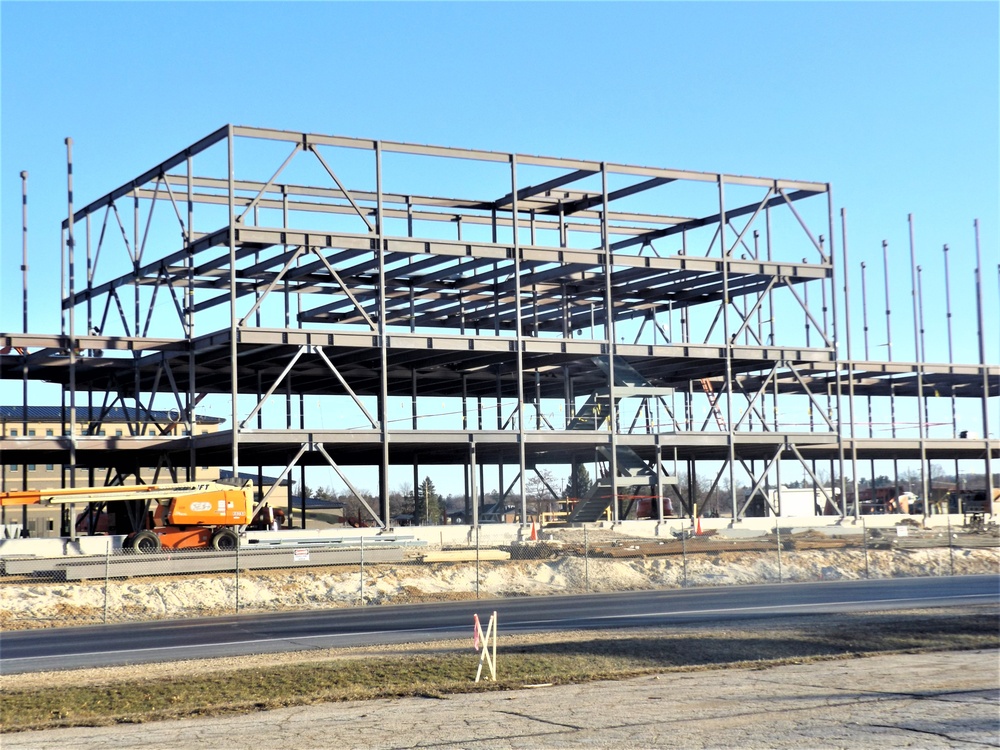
{"left": 861, "top": 262, "right": 874, "bottom": 438}
{"left": 227, "top": 126, "right": 239, "bottom": 475}
{"left": 973, "top": 220, "right": 994, "bottom": 508}
{"left": 470, "top": 440, "right": 478, "bottom": 527}
{"left": 412, "top": 462, "right": 419, "bottom": 522}
{"left": 65, "top": 140, "right": 77, "bottom": 497}
{"left": 719, "top": 176, "right": 736, "bottom": 519}
{"left": 187, "top": 155, "right": 196, "bottom": 481}
{"left": 917, "top": 266, "right": 927, "bottom": 378}
{"left": 841, "top": 209, "right": 860, "bottom": 518}
{"left": 943, "top": 245, "right": 957, "bottom": 436}
{"left": 908, "top": 215, "right": 930, "bottom": 511}
{"left": 411, "top": 371, "right": 418, "bottom": 429}
{"left": 655, "top": 442, "right": 664, "bottom": 522}
{"left": 19, "top": 172, "right": 29, "bottom": 529}
{"left": 803, "top": 260, "right": 812, "bottom": 349}
{"left": 495, "top": 370, "right": 503, "bottom": 503}
{"left": 917, "top": 264, "right": 929, "bottom": 437}
{"left": 21, "top": 169, "right": 28, "bottom": 357}
{"left": 882, "top": 241, "right": 892, "bottom": 362}
{"left": 765, "top": 209, "right": 775, "bottom": 346}
{"left": 601, "top": 163, "right": 619, "bottom": 522}
{"left": 882, "top": 240, "right": 897, "bottom": 439}
{"left": 686, "top": 460, "right": 695, "bottom": 519}
{"left": 133, "top": 189, "right": 143, "bottom": 438}
{"left": 511, "top": 154, "right": 528, "bottom": 525}
{"left": 85, "top": 211, "right": 94, "bottom": 489}
{"left": 827, "top": 188, "right": 847, "bottom": 516}
{"left": 376, "top": 141, "right": 390, "bottom": 526}
{"left": 765, "top": 207, "right": 776, "bottom": 480}
{"left": 462, "top": 376, "right": 471, "bottom": 518}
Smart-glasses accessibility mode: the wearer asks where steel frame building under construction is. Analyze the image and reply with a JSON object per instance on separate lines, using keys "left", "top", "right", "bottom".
{"left": 1, "top": 125, "right": 997, "bottom": 532}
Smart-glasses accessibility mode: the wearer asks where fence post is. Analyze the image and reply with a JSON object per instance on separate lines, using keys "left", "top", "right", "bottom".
{"left": 360, "top": 535, "right": 365, "bottom": 605}
{"left": 235, "top": 535, "right": 241, "bottom": 613}
{"left": 103, "top": 538, "right": 111, "bottom": 625}
{"left": 947, "top": 514, "right": 955, "bottom": 577}
{"left": 475, "top": 525, "right": 480, "bottom": 600}
{"left": 584, "top": 525, "right": 590, "bottom": 593}
{"left": 681, "top": 527, "right": 687, "bottom": 587}
{"left": 775, "top": 525, "right": 782, "bottom": 583}
{"left": 862, "top": 517, "right": 870, "bottom": 579}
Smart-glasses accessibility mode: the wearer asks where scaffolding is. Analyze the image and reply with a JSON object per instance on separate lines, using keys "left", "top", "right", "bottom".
{"left": 1, "top": 125, "right": 997, "bottom": 531}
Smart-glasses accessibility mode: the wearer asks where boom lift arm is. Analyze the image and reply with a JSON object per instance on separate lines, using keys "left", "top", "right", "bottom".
{"left": 0, "top": 481, "right": 255, "bottom": 552}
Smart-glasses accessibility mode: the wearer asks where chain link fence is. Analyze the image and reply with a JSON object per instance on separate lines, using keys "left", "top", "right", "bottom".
{"left": 1, "top": 520, "right": 997, "bottom": 630}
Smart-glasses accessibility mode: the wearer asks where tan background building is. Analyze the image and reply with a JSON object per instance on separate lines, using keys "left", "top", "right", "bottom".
{"left": 1, "top": 406, "right": 224, "bottom": 537}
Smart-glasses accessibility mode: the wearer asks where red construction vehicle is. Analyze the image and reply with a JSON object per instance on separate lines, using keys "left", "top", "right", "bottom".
{"left": 0, "top": 481, "right": 254, "bottom": 552}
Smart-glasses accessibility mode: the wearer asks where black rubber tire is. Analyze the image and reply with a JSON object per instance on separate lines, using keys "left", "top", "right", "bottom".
{"left": 211, "top": 528, "right": 239, "bottom": 551}
{"left": 129, "top": 530, "right": 162, "bottom": 553}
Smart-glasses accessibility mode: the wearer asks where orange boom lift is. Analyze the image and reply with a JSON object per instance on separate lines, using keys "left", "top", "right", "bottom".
{"left": 0, "top": 481, "right": 254, "bottom": 552}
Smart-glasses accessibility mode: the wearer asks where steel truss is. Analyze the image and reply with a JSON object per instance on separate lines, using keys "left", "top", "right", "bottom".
{"left": 1, "top": 126, "right": 997, "bottom": 531}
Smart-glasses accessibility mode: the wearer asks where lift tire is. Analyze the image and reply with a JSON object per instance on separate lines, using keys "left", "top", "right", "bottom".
{"left": 129, "top": 530, "right": 162, "bottom": 553}
{"left": 211, "top": 529, "right": 239, "bottom": 551}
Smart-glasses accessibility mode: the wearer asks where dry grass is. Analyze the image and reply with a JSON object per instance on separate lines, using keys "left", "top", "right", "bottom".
{"left": 2, "top": 605, "right": 997, "bottom": 733}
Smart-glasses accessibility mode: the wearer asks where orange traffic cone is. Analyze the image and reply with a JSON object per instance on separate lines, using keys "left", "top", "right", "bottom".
{"left": 695, "top": 517, "right": 702, "bottom": 536}
{"left": 530, "top": 522, "right": 538, "bottom": 541}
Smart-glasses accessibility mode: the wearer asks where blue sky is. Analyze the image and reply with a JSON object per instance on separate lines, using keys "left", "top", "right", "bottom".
{"left": 1, "top": 2, "right": 997, "bottom": 494}
{"left": 2, "top": 2, "right": 996, "bottom": 353}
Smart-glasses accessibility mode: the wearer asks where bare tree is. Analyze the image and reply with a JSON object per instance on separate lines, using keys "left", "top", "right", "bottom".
{"left": 390, "top": 482, "right": 414, "bottom": 517}
{"left": 526, "top": 469, "right": 560, "bottom": 515}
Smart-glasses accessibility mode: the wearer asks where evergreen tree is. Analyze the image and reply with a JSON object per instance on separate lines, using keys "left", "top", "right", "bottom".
{"left": 565, "top": 464, "right": 593, "bottom": 499}
{"left": 415, "top": 476, "right": 441, "bottom": 525}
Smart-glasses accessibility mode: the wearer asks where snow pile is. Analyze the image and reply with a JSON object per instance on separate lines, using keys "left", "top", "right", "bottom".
{"left": 1, "top": 546, "right": 996, "bottom": 630}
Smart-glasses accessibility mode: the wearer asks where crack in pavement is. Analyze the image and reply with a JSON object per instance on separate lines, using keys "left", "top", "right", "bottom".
{"left": 865, "top": 722, "right": 1000, "bottom": 748}
{"left": 494, "top": 709, "right": 584, "bottom": 730}
{"left": 752, "top": 673, "right": 999, "bottom": 703}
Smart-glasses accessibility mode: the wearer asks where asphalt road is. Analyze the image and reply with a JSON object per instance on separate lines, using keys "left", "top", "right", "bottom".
{"left": 3, "top": 575, "right": 997, "bottom": 674}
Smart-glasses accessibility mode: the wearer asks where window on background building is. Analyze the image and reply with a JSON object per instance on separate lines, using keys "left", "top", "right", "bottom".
{"left": 45, "top": 429, "right": 53, "bottom": 436}
{"left": 10, "top": 429, "right": 17, "bottom": 436}
{"left": 115, "top": 430, "right": 123, "bottom": 437}
{"left": 98, "top": 430, "right": 106, "bottom": 436}
{"left": 28, "top": 429, "right": 36, "bottom": 436}
{"left": 27, "top": 464, "right": 36, "bottom": 471}
{"left": 9, "top": 465, "right": 18, "bottom": 472}
{"left": 45, "top": 464, "right": 54, "bottom": 471}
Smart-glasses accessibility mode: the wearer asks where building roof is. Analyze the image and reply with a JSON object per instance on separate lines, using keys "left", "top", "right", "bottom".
{"left": 0, "top": 406, "right": 225, "bottom": 425}
{"left": 219, "top": 469, "right": 290, "bottom": 487}
{"left": 292, "top": 495, "right": 347, "bottom": 510}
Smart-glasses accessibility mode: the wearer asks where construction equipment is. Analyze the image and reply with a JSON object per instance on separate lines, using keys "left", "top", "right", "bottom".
{"left": 0, "top": 481, "right": 253, "bottom": 552}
